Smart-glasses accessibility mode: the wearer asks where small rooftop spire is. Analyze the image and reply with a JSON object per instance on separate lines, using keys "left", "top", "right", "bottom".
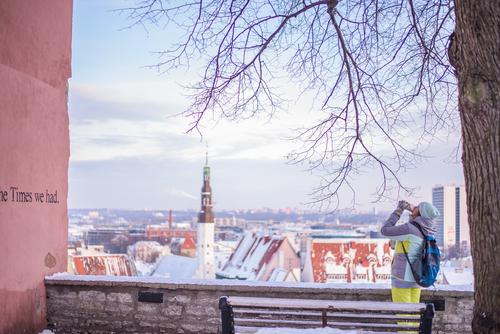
{"left": 205, "top": 142, "right": 209, "bottom": 166}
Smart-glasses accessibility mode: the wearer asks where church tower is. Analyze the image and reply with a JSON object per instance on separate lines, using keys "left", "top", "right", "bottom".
{"left": 196, "top": 148, "right": 216, "bottom": 279}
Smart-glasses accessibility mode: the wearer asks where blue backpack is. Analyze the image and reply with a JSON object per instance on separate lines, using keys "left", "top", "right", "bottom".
{"left": 402, "top": 222, "right": 441, "bottom": 287}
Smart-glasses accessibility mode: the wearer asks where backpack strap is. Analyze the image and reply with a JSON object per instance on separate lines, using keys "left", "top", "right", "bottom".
{"left": 410, "top": 221, "right": 425, "bottom": 238}
{"left": 400, "top": 222, "right": 427, "bottom": 286}
{"left": 401, "top": 222, "right": 425, "bottom": 259}
{"left": 401, "top": 241, "right": 424, "bottom": 285}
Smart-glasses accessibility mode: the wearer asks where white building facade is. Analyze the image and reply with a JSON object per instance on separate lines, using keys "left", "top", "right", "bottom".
{"left": 432, "top": 185, "right": 469, "bottom": 250}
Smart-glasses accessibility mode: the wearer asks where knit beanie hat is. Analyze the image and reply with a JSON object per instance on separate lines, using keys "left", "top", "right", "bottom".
{"left": 419, "top": 201, "right": 439, "bottom": 219}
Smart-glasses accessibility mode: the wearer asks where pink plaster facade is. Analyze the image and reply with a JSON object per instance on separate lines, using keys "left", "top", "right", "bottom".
{"left": 258, "top": 237, "right": 301, "bottom": 281}
{"left": 0, "top": 0, "right": 72, "bottom": 333}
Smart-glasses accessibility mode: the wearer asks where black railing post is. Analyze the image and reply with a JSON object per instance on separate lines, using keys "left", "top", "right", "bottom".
{"left": 219, "top": 296, "right": 234, "bottom": 334}
{"left": 421, "top": 303, "right": 435, "bottom": 334}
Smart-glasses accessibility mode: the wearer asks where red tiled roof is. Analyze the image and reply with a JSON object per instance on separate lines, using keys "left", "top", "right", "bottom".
{"left": 310, "top": 240, "right": 391, "bottom": 283}
{"left": 72, "top": 254, "right": 135, "bottom": 276}
{"left": 181, "top": 233, "right": 196, "bottom": 250}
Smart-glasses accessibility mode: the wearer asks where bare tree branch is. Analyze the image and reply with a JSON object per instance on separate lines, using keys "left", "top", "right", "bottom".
{"left": 119, "top": 0, "right": 457, "bottom": 211}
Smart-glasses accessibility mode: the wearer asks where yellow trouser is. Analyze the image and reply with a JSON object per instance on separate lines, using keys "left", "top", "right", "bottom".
{"left": 391, "top": 286, "right": 421, "bottom": 303}
{"left": 392, "top": 286, "right": 421, "bottom": 333}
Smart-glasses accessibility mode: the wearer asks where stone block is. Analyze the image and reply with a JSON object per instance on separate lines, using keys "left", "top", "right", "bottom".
{"left": 47, "top": 289, "right": 78, "bottom": 299}
{"left": 159, "top": 322, "right": 177, "bottom": 329}
{"left": 46, "top": 298, "right": 74, "bottom": 308}
{"left": 79, "top": 290, "right": 106, "bottom": 302}
{"left": 139, "top": 321, "right": 158, "bottom": 328}
{"left": 456, "top": 300, "right": 474, "bottom": 311}
{"left": 107, "top": 292, "right": 133, "bottom": 303}
{"left": 49, "top": 318, "right": 75, "bottom": 327}
{"left": 161, "top": 305, "right": 183, "bottom": 316}
{"left": 120, "top": 321, "right": 138, "bottom": 332}
{"left": 444, "top": 323, "right": 466, "bottom": 332}
{"left": 76, "top": 301, "right": 104, "bottom": 311}
{"left": 81, "top": 318, "right": 122, "bottom": 328}
{"left": 105, "top": 302, "right": 134, "bottom": 315}
{"left": 442, "top": 314, "right": 465, "bottom": 323}
{"left": 138, "top": 302, "right": 161, "bottom": 314}
{"left": 166, "top": 294, "right": 191, "bottom": 304}
{"left": 58, "top": 308, "right": 93, "bottom": 318}
{"left": 134, "top": 314, "right": 170, "bottom": 323}
{"left": 181, "top": 324, "right": 206, "bottom": 333}
{"left": 185, "top": 305, "right": 218, "bottom": 317}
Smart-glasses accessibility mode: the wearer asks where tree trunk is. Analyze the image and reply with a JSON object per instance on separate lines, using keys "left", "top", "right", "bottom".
{"left": 451, "top": 1, "right": 500, "bottom": 332}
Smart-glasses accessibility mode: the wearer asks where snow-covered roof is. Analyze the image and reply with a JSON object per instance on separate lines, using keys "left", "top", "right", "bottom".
{"left": 127, "top": 240, "right": 162, "bottom": 252}
{"left": 374, "top": 265, "right": 392, "bottom": 274}
{"left": 217, "top": 232, "right": 286, "bottom": 280}
{"left": 267, "top": 268, "right": 288, "bottom": 282}
{"left": 442, "top": 268, "right": 474, "bottom": 285}
{"left": 325, "top": 264, "right": 348, "bottom": 275}
{"left": 151, "top": 254, "right": 198, "bottom": 279}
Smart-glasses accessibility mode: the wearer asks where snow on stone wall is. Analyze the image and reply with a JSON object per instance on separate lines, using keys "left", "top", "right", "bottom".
{"left": 45, "top": 274, "right": 473, "bottom": 334}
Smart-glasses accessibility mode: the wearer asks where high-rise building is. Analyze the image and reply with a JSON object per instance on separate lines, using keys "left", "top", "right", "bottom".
{"left": 432, "top": 185, "right": 469, "bottom": 250}
{"left": 195, "top": 150, "right": 216, "bottom": 279}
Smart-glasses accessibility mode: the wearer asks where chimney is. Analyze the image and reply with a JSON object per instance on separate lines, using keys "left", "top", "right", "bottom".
{"left": 169, "top": 210, "right": 173, "bottom": 230}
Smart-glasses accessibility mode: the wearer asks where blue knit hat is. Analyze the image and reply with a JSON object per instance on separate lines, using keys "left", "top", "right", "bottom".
{"left": 419, "top": 201, "right": 439, "bottom": 219}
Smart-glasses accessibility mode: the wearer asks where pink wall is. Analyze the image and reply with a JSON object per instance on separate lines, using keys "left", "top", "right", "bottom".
{"left": 0, "top": 0, "right": 73, "bottom": 333}
{"left": 260, "top": 238, "right": 301, "bottom": 281}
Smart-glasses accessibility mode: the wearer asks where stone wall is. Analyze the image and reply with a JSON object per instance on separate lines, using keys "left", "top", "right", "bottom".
{"left": 45, "top": 275, "right": 473, "bottom": 334}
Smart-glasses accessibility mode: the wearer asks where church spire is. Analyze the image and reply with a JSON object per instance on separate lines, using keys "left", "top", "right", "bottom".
{"left": 196, "top": 145, "right": 216, "bottom": 279}
{"left": 199, "top": 144, "right": 214, "bottom": 224}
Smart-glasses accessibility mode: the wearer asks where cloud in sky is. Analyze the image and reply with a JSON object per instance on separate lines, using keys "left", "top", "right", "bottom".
{"left": 165, "top": 188, "right": 198, "bottom": 200}
{"left": 68, "top": 1, "right": 465, "bottom": 212}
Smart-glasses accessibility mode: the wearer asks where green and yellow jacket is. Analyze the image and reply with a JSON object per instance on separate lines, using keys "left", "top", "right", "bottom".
{"left": 380, "top": 211, "right": 437, "bottom": 289}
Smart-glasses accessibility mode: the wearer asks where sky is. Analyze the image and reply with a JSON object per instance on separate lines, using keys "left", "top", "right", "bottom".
{"left": 68, "top": 0, "right": 465, "bottom": 212}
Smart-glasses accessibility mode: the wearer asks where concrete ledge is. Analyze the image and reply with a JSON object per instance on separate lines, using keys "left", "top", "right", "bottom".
{"left": 45, "top": 274, "right": 474, "bottom": 334}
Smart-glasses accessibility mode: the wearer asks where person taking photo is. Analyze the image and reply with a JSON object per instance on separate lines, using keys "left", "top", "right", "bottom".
{"left": 381, "top": 200, "right": 439, "bottom": 303}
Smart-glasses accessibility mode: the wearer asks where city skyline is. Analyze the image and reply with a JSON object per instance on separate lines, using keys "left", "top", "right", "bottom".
{"left": 68, "top": 1, "right": 465, "bottom": 212}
